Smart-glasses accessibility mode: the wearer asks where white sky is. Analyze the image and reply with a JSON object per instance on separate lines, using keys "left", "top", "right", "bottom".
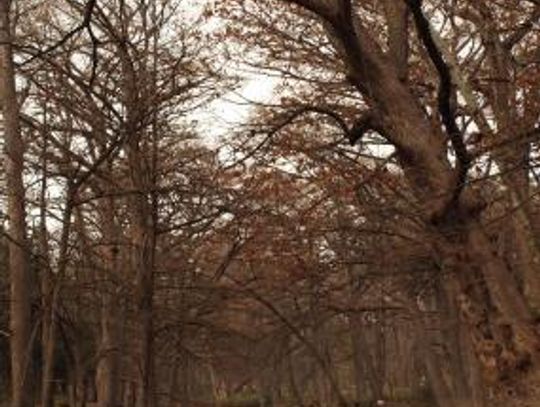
{"left": 198, "top": 75, "right": 279, "bottom": 141}
{"left": 186, "top": 0, "right": 279, "bottom": 142}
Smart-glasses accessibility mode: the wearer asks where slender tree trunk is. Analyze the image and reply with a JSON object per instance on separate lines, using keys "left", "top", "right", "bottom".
{"left": 41, "top": 288, "right": 57, "bottom": 407}
{"left": 96, "top": 192, "right": 121, "bottom": 407}
{"left": 123, "top": 381, "right": 135, "bottom": 407}
{"left": 118, "top": 48, "right": 156, "bottom": 407}
{"left": 41, "top": 185, "right": 73, "bottom": 407}
{"left": 0, "top": 2, "right": 33, "bottom": 407}
{"left": 349, "top": 315, "right": 370, "bottom": 403}
{"left": 286, "top": 344, "right": 304, "bottom": 407}
{"left": 68, "top": 347, "right": 85, "bottom": 407}
{"left": 166, "top": 362, "right": 178, "bottom": 407}
{"left": 96, "top": 290, "right": 120, "bottom": 407}
{"left": 127, "top": 133, "right": 156, "bottom": 407}
{"left": 39, "top": 107, "right": 55, "bottom": 407}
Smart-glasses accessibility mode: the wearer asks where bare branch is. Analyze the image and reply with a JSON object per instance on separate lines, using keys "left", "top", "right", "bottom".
{"left": 19, "top": 0, "right": 97, "bottom": 67}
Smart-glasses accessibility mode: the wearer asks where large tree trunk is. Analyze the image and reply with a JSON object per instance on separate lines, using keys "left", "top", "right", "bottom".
{"left": 416, "top": 273, "right": 483, "bottom": 407}
{"left": 431, "top": 214, "right": 540, "bottom": 404}
{"left": 0, "top": 2, "right": 33, "bottom": 407}
{"left": 425, "top": 5, "right": 540, "bottom": 315}
{"left": 476, "top": 6, "right": 540, "bottom": 313}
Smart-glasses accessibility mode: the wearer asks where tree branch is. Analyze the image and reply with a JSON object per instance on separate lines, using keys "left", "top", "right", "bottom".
{"left": 503, "top": 6, "right": 540, "bottom": 50}
{"left": 406, "top": 0, "right": 471, "bottom": 205}
{"left": 19, "top": 0, "right": 97, "bottom": 67}
{"left": 348, "top": 111, "right": 384, "bottom": 145}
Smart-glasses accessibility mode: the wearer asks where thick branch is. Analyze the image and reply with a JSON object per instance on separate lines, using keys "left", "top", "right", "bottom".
{"left": 406, "top": 0, "right": 470, "bottom": 204}
{"left": 282, "top": 0, "right": 457, "bottom": 219}
{"left": 382, "top": 0, "right": 409, "bottom": 80}
{"left": 348, "top": 111, "right": 384, "bottom": 145}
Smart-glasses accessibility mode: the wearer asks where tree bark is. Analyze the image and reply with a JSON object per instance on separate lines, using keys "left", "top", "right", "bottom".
{"left": 41, "top": 183, "right": 74, "bottom": 407}
{"left": 96, "top": 191, "right": 122, "bottom": 407}
{"left": 0, "top": 2, "right": 33, "bottom": 407}
{"left": 39, "top": 106, "right": 55, "bottom": 407}
{"left": 119, "top": 46, "right": 156, "bottom": 407}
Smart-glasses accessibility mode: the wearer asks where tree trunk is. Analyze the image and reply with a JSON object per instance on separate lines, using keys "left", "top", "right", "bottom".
{"left": 128, "top": 123, "right": 156, "bottom": 407}
{"left": 96, "top": 193, "right": 122, "bottom": 407}
{"left": 41, "top": 185, "right": 73, "bottom": 407}
{"left": 0, "top": 2, "right": 33, "bottom": 407}
{"left": 41, "top": 290, "right": 57, "bottom": 407}
{"left": 39, "top": 112, "right": 55, "bottom": 407}
{"left": 327, "top": 2, "right": 540, "bottom": 400}
{"left": 123, "top": 381, "right": 135, "bottom": 407}
{"left": 166, "top": 362, "right": 178, "bottom": 407}
{"left": 433, "top": 215, "right": 540, "bottom": 403}
{"left": 286, "top": 344, "right": 304, "bottom": 407}
{"left": 118, "top": 47, "right": 156, "bottom": 407}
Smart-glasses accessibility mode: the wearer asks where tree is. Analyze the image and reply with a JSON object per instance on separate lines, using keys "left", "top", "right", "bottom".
{"left": 1, "top": 2, "right": 33, "bottom": 407}
{"left": 2, "top": 1, "right": 539, "bottom": 406}
{"left": 220, "top": 0, "right": 540, "bottom": 405}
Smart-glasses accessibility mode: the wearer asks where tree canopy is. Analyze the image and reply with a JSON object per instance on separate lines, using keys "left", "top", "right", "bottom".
{"left": 1, "top": 1, "right": 539, "bottom": 406}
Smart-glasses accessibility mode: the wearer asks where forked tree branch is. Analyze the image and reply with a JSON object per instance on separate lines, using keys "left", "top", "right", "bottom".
{"left": 19, "top": 0, "right": 97, "bottom": 68}
{"left": 406, "top": 0, "right": 471, "bottom": 205}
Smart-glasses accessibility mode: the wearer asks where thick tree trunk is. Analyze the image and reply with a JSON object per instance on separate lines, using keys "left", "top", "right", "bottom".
{"left": 417, "top": 274, "right": 483, "bottom": 407}
{"left": 440, "top": 276, "right": 485, "bottom": 407}
{"left": 434, "top": 216, "right": 540, "bottom": 403}
{"left": 275, "top": 0, "right": 540, "bottom": 403}
{"left": 0, "top": 2, "right": 33, "bottom": 407}
{"left": 327, "top": 2, "right": 540, "bottom": 400}
{"left": 429, "top": 5, "right": 540, "bottom": 315}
